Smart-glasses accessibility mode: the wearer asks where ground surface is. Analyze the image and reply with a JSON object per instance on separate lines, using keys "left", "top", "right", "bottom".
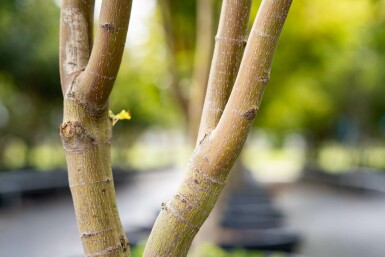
{"left": 1, "top": 169, "right": 385, "bottom": 257}
{"left": 0, "top": 168, "right": 182, "bottom": 257}
{"left": 275, "top": 182, "right": 385, "bottom": 257}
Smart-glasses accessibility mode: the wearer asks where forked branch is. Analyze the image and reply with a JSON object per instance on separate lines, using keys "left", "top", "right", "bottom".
{"left": 59, "top": 1, "right": 133, "bottom": 257}
{"left": 60, "top": 0, "right": 132, "bottom": 110}
{"left": 143, "top": 0, "right": 292, "bottom": 256}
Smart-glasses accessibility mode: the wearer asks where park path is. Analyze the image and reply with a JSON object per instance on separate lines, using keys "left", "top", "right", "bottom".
{"left": 1, "top": 170, "right": 385, "bottom": 257}
{"left": 275, "top": 182, "right": 385, "bottom": 257}
{"left": 0, "top": 168, "right": 182, "bottom": 257}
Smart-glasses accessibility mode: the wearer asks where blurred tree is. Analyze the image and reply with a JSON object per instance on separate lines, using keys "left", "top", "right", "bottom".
{"left": 158, "top": 0, "right": 218, "bottom": 142}
{"left": 0, "top": 0, "right": 61, "bottom": 168}
{"left": 2, "top": 0, "right": 385, "bottom": 170}
{"left": 256, "top": 0, "right": 384, "bottom": 144}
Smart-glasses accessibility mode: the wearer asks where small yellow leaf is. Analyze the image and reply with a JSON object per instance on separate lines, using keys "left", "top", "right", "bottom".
{"left": 115, "top": 110, "right": 131, "bottom": 120}
{"left": 109, "top": 109, "right": 131, "bottom": 126}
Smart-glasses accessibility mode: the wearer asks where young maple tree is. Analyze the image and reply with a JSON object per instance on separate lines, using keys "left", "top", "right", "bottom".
{"left": 59, "top": 0, "right": 292, "bottom": 256}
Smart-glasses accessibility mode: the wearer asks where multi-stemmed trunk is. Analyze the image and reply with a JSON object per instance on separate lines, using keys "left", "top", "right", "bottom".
{"left": 143, "top": 1, "right": 292, "bottom": 256}
{"left": 59, "top": 1, "right": 292, "bottom": 256}
{"left": 59, "top": 1, "right": 132, "bottom": 256}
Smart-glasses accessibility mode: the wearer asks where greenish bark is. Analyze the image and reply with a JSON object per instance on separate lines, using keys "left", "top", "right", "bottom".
{"left": 61, "top": 100, "right": 129, "bottom": 257}
{"left": 59, "top": 1, "right": 132, "bottom": 256}
{"left": 197, "top": 0, "right": 252, "bottom": 142}
{"left": 59, "top": 1, "right": 292, "bottom": 256}
{"left": 143, "top": 0, "right": 293, "bottom": 256}
{"left": 193, "top": 0, "right": 252, "bottom": 245}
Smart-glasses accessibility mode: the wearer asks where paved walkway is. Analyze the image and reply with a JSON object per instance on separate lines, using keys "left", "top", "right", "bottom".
{"left": 275, "top": 182, "right": 385, "bottom": 257}
{"left": 0, "top": 168, "right": 182, "bottom": 257}
{"left": 2, "top": 171, "right": 385, "bottom": 257}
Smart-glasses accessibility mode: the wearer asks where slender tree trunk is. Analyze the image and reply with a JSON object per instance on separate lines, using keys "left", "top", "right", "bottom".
{"left": 193, "top": 0, "right": 252, "bottom": 245}
{"left": 143, "top": 1, "right": 292, "bottom": 256}
{"left": 59, "top": 1, "right": 292, "bottom": 256}
{"left": 197, "top": 0, "right": 251, "bottom": 141}
{"left": 59, "top": 1, "right": 132, "bottom": 256}
{"left": 187, "top": 0, "right": 215, "bottom": 143}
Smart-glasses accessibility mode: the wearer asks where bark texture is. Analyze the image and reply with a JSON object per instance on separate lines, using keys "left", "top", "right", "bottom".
{"left": 59, "top": 1, "right": 132, "bottom": 256}
{"left": 192, "top": 0, "right": 251, "bottom": 244}
{"left": 143, "top": 0, "right": 292, "bottom": 256}
{"left": 197, "top": 0, "right": 252, "bottom": 142}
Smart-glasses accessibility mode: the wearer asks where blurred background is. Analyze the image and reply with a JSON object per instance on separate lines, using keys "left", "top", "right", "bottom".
{"left": 1, "top": 0, "right": 385, "bottom": 256}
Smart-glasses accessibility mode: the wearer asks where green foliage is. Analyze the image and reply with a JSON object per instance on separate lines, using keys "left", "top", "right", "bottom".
{"left": 0, "top": 0, "right": 61, "bottom": 169}
{"left": 1, "top": 0, "right": 385, "bottom": 169}
{"left": 254, "top": 0, "right": 385, "bottom": 143}
{"left": 0, "top": 0, "right": 60, "bottom": 97}
{"left": 318, "top": 142, "right": 385, "bottom": 172}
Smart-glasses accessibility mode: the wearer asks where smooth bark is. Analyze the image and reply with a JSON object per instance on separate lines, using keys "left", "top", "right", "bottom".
{"left": 197, "top": 0, "right": 252, "bottom": 142}
{"left": 59, "top": 1, "right": 132, "bottom": 256}
{"left": 192, "top": 0, "right": 251, "bottom": 244}
{"left": 143, "top": 1, "right": 292, "bottom": 256}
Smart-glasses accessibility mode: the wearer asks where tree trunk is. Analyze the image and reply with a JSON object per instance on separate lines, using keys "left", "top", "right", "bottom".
{"left": 143, "top": 1, "right": 292, "bottom": 256}
{"left": 197, "top": 0, "right": 251, "bottom": 141}
{"left": 59, "top": 1, "right": 132, "bottom": 256}
{"left": 60, "top": 102, "right": 130, "bottom": 257}
{"left": 59, "top": 0, "right": 292, "bottom": 256}
{"left": 193, "top": 0, "right": 252, "bottom": 245}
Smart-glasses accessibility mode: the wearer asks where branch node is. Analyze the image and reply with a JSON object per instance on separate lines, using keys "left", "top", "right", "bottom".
{"left": 161, "top": 202, "right": 200, "bottom": 232}
{"left": 100, "top": 23, "right": 120, "bottom": 33}
{"left": 60, "top": 121, "right": 93, "bottom": 142}
{"left": 253, "top": 29, "right": 278, "bottom": 40}
{"left": 120, "top": 234, "right": 130, "bottom": 252}
{"left": 241, "top": 107, "right": 258, "bottom": 120}
{"left": 215, "top": 35, "right": 247, "bottom": 45}
{"left": 198, "top": 130, "right": 212, "bottom": 146}
{"left": 258, "top": 76, "right": 270, "bottom": 85}
{"left": 188, "top": 161, "right": 225, "bottom": 186}
{"left": 80, "top": 228, "right": 114, "bottom": 238}
{"left": 86, "top": 245, "right": 121, "bottom": 257}
{"left": 69, "top": 178, "right": 112, "bottom": 188}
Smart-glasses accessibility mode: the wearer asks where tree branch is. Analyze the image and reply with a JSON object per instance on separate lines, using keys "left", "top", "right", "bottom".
{"left": 215, "top": 0, "right": 293, "bottom": 142}
{"left": 143, "top": 0, "right": 292, "bottom": 256}
{"left": 59, "top": 1, "right": 133, "bottom": 256}
{"left": 60, "top": 0, "right": 95, "bottom": 94}
{"left": 197, "top": 0, "right": 252, "bottom": 143}
{"left": 73, "top": 0, "right": 132, "bottom": 110}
